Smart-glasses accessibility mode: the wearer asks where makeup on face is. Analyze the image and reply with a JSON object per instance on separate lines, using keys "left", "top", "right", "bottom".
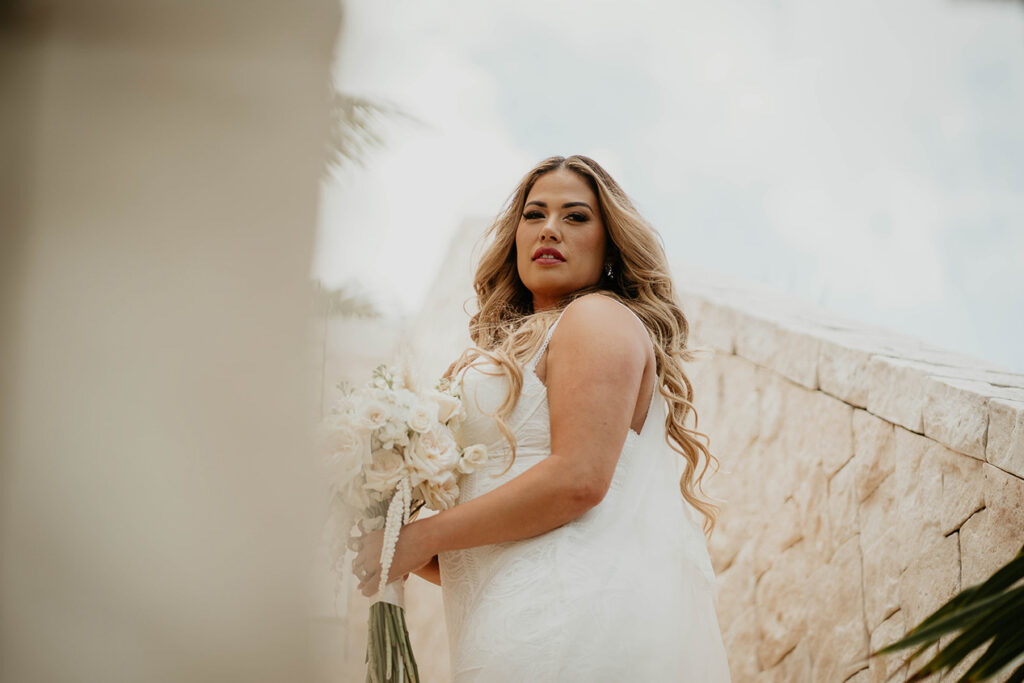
{"left": 515, "top": 169, "right": 607, "bottom": 311}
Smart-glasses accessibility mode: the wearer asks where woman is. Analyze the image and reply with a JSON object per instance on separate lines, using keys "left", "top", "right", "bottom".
{"left": 353, "top": 155, "right": 731, "bottom": 681}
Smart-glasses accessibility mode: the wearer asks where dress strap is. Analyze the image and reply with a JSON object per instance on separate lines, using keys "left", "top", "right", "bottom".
{"left": 526, "top": 307, "right": 570, "bottom": 373}
{"left": 526, "top": 297, "right": 650, "bottom": 373}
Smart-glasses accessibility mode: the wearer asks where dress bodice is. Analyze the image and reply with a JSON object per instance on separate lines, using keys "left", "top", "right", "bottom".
{"left": 454, "top": 359, "right": 553, "bottom": 466}
{"left": 452, "top": 352, "right": 653, "bottom": 508}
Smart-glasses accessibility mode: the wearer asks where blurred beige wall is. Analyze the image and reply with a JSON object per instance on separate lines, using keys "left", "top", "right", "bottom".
{"left": 1, "top": 3, "right": 339, "bottom": 681}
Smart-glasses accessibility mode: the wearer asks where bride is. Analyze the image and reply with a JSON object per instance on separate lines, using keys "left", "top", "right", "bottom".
{"left": 352, "top": 155, "right": 732, "bottom": 681}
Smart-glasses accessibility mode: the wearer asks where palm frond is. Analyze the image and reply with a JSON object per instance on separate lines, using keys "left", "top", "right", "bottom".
{"left": 872, "top": 545, "right": 1024, "bottom": 682}
{"left": 325, "top": 91, "right": 424, "bottom": 174}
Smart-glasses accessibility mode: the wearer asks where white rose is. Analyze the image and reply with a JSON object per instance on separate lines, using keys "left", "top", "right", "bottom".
{"left": 407, "top": 400, "right": 439, "bottom": 434}
{"left": 407, "top": 426, "right": 459, "bottom": 486}
{"left": 418, "top": 471, "right": 460, "bottom": 511}
{"left": 457, "top": 443, "right": 489, "bottom": 474}
{"left": 427, "top": 390, "right": 461, "bottom": 424}
{"left": 358, "top": 398, "right": 390, "bottom": 432}
{"left": 364, "top": 449, "right": 406, "bottom": 495}
{"left": 331, "top": 465, "right": 370, "bottom": 510}
{"left": 324, "top": 452, "right": 361, "bottom": 496}
{"left": 323, "top": 424, "right": 369, "bottom": 482}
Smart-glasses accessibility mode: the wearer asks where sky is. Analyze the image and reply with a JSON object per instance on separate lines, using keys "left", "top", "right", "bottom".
{"left": 314, "top": 0, "right": 1024, "bottom": 372}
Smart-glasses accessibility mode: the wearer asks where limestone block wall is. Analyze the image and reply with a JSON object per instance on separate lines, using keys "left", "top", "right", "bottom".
{"left": 674, "top": 264, "right": 1024, "bottom": 682}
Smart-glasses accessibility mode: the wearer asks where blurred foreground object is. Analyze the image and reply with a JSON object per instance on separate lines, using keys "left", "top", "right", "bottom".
{"left": 0, "top": 2, "right": 339, "bottom": 682}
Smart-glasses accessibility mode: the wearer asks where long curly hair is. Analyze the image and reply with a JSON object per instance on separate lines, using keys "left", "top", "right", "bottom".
{"left": 445, "top": 154, "right": 720, "bottom": 536}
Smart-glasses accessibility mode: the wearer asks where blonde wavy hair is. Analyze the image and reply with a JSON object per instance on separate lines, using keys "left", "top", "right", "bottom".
{"left": 445, "top": 155, "right": 720, "bottom": 536}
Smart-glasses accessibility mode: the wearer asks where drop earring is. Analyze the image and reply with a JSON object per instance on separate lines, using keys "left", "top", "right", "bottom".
{"left": 604, "top": 262, "right": 614, "bottom": 279}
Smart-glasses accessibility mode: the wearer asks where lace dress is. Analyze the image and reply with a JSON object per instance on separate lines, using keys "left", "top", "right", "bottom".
{"left": 438, "top": 306, "right": 731, "bottom": 682}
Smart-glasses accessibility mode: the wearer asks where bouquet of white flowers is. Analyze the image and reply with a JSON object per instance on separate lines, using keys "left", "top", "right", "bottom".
{"left": 321, "top": 364, "right": 486, "bottom": 683}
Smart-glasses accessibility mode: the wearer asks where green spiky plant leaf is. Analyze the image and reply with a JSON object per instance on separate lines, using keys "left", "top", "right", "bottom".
{"left": 873, "top": 545, "right": 1024, "bottom": 682}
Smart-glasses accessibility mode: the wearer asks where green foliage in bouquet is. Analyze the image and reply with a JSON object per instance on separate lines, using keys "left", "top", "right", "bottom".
{"left": 367, "top": 602, "right": 420, "bottom": 683}
{"left": 873, "top": 545, "right": 1024, "bottom": 682}
{"left": 355, "top": 496, "right": 423, "bottom": 683}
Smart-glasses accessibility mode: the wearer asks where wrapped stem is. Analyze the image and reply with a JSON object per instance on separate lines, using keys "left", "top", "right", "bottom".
{"left": 366, "top": 602, "right": 420, "bottom": 683}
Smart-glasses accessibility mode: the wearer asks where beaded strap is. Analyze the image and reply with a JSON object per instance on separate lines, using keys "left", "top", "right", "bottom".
{"left": 526, "top": 297, "right": 647, "bottom": 374}
{"left": 526, "top": 308, "right": 569, "bottom": 373}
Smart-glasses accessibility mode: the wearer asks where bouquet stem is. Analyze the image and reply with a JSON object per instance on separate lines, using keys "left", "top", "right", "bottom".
{"left": 365, "top": 601, "right": 419, "bottom": 683}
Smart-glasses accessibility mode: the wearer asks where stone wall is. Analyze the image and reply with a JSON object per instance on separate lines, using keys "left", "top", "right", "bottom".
{"left": 674, "top": 265, "right": 1024, "bottom": 682}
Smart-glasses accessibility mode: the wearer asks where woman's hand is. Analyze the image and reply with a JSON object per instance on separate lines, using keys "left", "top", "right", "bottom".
{"left": 350, "top": 521, "right": 434, "bottom": 597}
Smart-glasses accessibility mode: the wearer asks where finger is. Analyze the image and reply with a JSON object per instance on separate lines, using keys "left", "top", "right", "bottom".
{"left": 358, "top": 570, "right": 380, "bottom": 595}
{"left": 358, "top": 569, "right": 377, "bottom": 589}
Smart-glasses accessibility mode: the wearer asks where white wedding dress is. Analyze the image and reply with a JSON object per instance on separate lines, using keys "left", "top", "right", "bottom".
{"left": 438, "top": 305, "right": 732, "bottom": 682}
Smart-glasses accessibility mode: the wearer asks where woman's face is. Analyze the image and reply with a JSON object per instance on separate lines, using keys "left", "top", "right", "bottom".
{"left": 515, "top": 168, "right": 608, "bottom": 312}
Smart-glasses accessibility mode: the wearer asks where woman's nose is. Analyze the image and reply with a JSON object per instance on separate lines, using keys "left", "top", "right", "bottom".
{"left": 539, "top": 217, "right": 561, "bottom": 240}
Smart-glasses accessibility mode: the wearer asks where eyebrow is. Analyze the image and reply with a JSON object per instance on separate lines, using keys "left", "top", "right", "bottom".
{"left": 525, "top": 200, "right": 593, "bottom": 211}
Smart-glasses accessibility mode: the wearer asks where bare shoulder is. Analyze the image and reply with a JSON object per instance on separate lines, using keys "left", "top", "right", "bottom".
{"left": 550, "top": 293, "right": 649, "bottom": 356}
{"left": 544, "top": 294, "right": 653, "bottom": 446}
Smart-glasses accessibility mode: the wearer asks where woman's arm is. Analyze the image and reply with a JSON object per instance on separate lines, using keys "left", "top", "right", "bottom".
{"left": 355, "top": 294, "right": 650, "bottom": 595}
{"left": 411, "top": 555, "right": 441, "bottom": 586}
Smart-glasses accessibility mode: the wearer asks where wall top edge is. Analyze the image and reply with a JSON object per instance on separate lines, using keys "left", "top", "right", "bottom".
{"left": 670, "top": 259, "right": 1024, "bottom": 394}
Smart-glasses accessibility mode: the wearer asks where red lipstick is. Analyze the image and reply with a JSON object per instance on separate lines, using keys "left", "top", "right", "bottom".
{"left": 532, "top": 247, "right": 565, "bottom": 262}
